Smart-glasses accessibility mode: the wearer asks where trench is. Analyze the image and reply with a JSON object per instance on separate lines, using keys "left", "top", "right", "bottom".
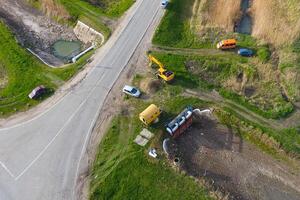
{"left": 235, "top": 0, "right": 252, "bottom": 34}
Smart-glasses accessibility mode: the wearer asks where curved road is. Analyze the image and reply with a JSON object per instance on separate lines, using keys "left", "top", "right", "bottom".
{"left": 0, "top": 0, "right": 162, "bottom": 199}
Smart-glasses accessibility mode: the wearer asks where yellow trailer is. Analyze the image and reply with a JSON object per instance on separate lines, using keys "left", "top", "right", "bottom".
{"left": 139, "top": 104, "right": 162, "bottom": 125}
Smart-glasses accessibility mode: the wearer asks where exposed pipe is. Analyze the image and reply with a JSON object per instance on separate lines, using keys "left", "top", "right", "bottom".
{"left": 71, "top": 45, "right": 95, "bottom": 63}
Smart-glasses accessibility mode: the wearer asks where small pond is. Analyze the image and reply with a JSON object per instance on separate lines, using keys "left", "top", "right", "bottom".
{"left": 51, "top": 40, "right": 81, "bottom": 62}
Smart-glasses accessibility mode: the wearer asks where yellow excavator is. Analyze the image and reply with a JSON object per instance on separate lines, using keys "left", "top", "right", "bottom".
{"left": 148, "top": 55, "right": 175, "bottom": 82}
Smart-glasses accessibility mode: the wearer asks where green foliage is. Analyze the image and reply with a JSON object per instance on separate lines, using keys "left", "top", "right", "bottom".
{"left": 153, "top": 0, "right": 208, "bottom": 48}
{"left": 151, "top": 52, "right": 293, "bottom": 119}
{"left": 57, "top": 0, "right": 110, "bottom": 37}
{"left": 0, "top": 22, "right": 89, "bottom": 116}
{"left": 292, "top": 38, "right": 300, "bottom": 53}
{"left": 216, "top": 108, "right": 300, "bottom": 156}
{"left": 257, "top": 46, "right": 271, "bottom": 63}
{"left": 104, "top": 0, "right": 134, "bottom": 17}
{"left": 279, "top": 128, "right": 300, "bottom": 155}
{"left": 219, "top": 89, "right": 294, "bottom": 119}
{"left": 90, "top": 97, "right": 211, "bottom": 200}
{"left": 151, "top": 52, "right": 246, "bottom": 90}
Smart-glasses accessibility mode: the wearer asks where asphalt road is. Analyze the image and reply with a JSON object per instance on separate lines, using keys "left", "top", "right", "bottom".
{"left": 0, "top": 0, "right": 162, "bottom": 199}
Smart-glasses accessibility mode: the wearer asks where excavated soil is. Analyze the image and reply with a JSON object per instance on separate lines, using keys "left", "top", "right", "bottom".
{"left": 175, "top": 115, "right": 300, "bottom": 200}
{"left": 0, "top": 0, "right": 78, "bottom": 66}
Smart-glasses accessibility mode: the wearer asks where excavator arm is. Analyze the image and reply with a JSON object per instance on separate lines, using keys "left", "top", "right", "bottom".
{"left": 149, "top": 55, "right": 164, "bottom": 70}
{"left": 148, "top": 54, "right": 175, "bottom": 82}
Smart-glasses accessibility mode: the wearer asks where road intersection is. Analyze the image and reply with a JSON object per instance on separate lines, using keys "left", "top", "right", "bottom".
{"left": 0, "top": 0, "right": 162, "bottom": 199}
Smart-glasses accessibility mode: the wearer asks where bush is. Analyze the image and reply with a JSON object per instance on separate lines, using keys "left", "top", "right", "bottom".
{"left": 257, "top": 46, "right": 271, "bottom": 63}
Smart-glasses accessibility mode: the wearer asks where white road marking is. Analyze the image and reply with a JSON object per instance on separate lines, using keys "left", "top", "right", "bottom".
{"left": 72, "top": 0, "right": 161, "bottom": 198}
{"left": 0, "top": 161, "right": 15, "bottom": 178}
{"left": 14, "top": 71, "right": 107, "bottom": 181}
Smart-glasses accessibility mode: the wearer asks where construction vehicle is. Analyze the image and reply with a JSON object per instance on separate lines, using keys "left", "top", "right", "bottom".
{"left": 139, "top": 104, "right": 162, "bottom": 125}
{"left": 166, "top": 106, "right": 193, "bottom": 138}
{"left": 217, "top": 39, "right": 237, "bottom": 50}
{"left": 148, "top": 55, "right": 175, "bottom": 82}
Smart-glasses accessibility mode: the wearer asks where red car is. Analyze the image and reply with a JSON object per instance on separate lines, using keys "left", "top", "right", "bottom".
{"left": 28, "top": 85, "right": 46, "bottom": 99}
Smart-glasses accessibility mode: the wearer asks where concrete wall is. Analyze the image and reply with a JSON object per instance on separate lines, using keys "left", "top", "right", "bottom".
{"left": 73, "top": 21, "right": 104, "bottom": 45}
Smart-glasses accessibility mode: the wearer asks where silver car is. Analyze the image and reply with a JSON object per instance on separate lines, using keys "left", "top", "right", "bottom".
{"left": 122, "top": 85, "right": 141, "bottom": 98}
{"left": 161, "top": 0, "right": 168, "bottom": 8}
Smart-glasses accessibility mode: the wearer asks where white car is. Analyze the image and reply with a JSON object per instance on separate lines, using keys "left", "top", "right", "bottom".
{"left": 122, "top": 85, "right": 141, "bottom": 98}
{"left": 161, "top": 0, "right": 168, "bottom": 8}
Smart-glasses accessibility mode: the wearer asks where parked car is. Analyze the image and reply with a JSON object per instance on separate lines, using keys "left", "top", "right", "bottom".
{"left": 122, "top": 85, "right": 141, "bottom": 98}
{"left": 161, "top": 0, "right": 168, "bottom": 8}
{"left": 238, "top": 48, "right": 253, "bottom": 57}
{"left": 28, "top": 85, "right": 46, "bottom": 99}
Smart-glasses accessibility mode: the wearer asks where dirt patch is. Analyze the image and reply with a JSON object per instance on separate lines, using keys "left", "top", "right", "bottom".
{"left": 244, "top": 86, "right": 255, "bottom": 97}
{"left": 172, "top": 114, "right": 300, "bottom": 200}
{"left": 140, "top": 77, "right": 161, "bottom": 94}
{"left": 0, "top": 62, "right": 8, "bottom": 89}
{"left": 0, "top": 0, "right": 78, "bottom": 66}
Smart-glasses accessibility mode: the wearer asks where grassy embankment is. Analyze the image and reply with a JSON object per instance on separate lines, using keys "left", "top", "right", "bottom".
{"left": 57, "top": 0, "right": 134, "bottom": 38}
{"left": 150, "top": 52, "right": 300, "bottom": 156}
{"left": 150, "top": 51, "right": 292, "bottom": 119}
{"left": 90, "top": 91, "right": 213, "bottom": 200}
{"left": 0, "top": 0, "right": 135, "bottom": 116}
{"left": 0, "top": 21, "right": 91, "bottom": 116}
{"left": 152, "top": 0, "right": 294, "bottom": 119}
{"left": 28, "top": 0, "right": 134, "bottom": 38}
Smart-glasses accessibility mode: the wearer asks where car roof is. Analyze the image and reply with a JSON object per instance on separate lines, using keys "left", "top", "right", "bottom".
{"left": 33, "top": 85, "right": 45, "bottom": 92}
{"left": 221, "top": 39, "right": 236, "bottom": 44}
{"left": 239, "top": 48, "right": 252, "bottom": 52}
{"left": 123, "top": 85, "right": 135, "bottom": 91}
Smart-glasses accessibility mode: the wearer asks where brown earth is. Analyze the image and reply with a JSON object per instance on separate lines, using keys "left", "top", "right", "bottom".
{"left": 39, "top": 0, "right": 70, "bottom": 21}
{"left": 191, "top": 0, "right": 241, "bottom": 32}
{"left": 140, "top": 77, "right": 161, "bottom": 94}
{"left": 175, "top": 114, "right": 300, "bottom": 200}
{"left": 250, "top": 0, "right": 300, "bottom": 47}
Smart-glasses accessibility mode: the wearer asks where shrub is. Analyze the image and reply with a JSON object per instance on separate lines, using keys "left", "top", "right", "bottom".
{"left": 257, "top": 46, "right": 271, "bottom": 63}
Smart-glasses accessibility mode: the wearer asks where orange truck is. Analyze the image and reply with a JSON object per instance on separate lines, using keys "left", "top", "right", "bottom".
{"left": 217, "top": 39, "right": 237, "bottom": 50}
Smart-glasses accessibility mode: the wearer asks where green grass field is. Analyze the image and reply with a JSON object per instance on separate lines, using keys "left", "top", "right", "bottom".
{"left": 90, "top": 94, "right": 213, "bottom": 200}
{"left": 0, "top": 21, "right": 90, "bottom": 116}
{"left": 57, "top": 0, "right": 134, "bottom": 37}
{"left": 90, "top": 84, "right": 300, "bottom": 199}
{"left": 150, "top": 51, "right": 293, "bottom": 119}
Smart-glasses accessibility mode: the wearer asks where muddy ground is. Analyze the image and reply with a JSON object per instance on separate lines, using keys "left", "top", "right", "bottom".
{"left": 175, "top": 115, "right": 300, "bottom": 200}
{"left": 0, "top": 0, "right": 77, "bottom": 66}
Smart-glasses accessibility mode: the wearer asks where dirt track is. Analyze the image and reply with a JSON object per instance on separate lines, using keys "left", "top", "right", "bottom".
{"left": 0, "top": 0, "right": 77, "bottom": 66}
{"left": 177, "top": 115, "right": 300, "bottom": 200}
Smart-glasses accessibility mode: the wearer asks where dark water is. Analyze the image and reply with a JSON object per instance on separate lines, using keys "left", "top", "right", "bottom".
{"left": 52, "top": 40, "right": 81, "bottom": 62}
{"left": 235, "top": 0, "right": 252, "bottom": 34}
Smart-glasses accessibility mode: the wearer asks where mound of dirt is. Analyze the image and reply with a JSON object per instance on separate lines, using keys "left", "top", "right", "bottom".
{"left": 140, "top": 78, "right": 161, "bottom": 94}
